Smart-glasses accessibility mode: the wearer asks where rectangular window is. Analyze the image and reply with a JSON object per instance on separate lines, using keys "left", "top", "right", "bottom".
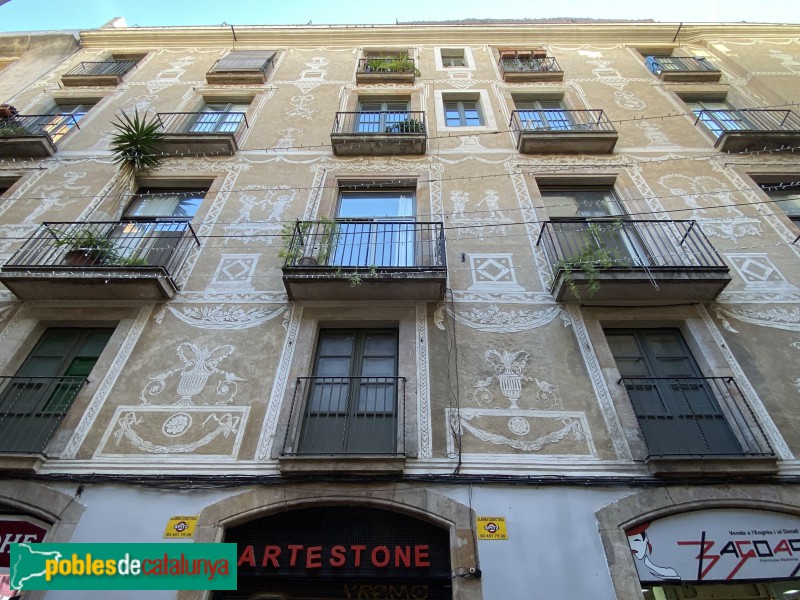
{"left": 32, "top": 102, "right": 94, "bottom": 143}
{"left": 444, "top": 100, "right": 482, "bottom": 127}
{"left": 759, "top": 181, "right": 800, "bottom": 225}
{"left": 440, "top": 48, "right": 466, "bottom": 67}
{"left": 189, "top": 102, "right": 249, "bottom": 134}
{"left": 297, "top": 329, "right": 400, "bottom": 454}
{"left": 0, "top": 328, "right": 113, "bottom": 453}
{"left": 515, "top": 99, "right": 573, "bottom": 131}
{"left": 355, "top": 100, "right": 410, "bottom": 133}
{"left": 686, "top": 100, "right": 751, "bottom": 138}
{"left": 605, "top": 328, "right": 743, "bottom": 457}
{"left": 210, "top": 50, "right": 275, "bottom": 73}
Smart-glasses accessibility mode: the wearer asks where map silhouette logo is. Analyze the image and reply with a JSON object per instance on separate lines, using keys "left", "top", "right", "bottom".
{"left": 9, "top": 543, "right": 62, "bottom": 590}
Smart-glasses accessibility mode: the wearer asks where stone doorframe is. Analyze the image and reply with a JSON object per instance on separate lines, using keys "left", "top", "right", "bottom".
{"left": 180, "top": 482, "right": 483, "bottom": 600}
{"left": 595, "top": 484, "right": 800, "bottom": 600}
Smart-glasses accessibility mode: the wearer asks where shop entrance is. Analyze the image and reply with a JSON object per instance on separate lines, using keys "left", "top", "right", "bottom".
{"left": 215, "top": 506, "right": 453, "bottom": 600}
{"left": 644, "top": 582, "right": 799, "bottom": 600}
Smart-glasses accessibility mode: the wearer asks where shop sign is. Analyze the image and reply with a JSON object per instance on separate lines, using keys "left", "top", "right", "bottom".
{"left": 625, "top": 509, "right": 800, "bottom": 584}
{"left": 164, "top": 516, "right": 198, "bottom": 539}
{"left": 476, "top": 517, "right": 507, "bottom": 540}
{"left": 0, "top": 517, "right": 48, "bottom": 568}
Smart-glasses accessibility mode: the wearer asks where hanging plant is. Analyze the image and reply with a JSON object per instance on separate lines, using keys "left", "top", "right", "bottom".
{"left": 109, "top": 109, "right": 164, "bottom": 189}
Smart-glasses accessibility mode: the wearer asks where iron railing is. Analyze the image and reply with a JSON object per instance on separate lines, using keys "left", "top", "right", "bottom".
{"left": 64, "top": 60, "right": 137, "bottom": 77}
{"left": 282, "top": 220, "right": 446, "bottom": 270}
{"left": 2, "top": 220, "right": 200, "bottom": 281}
{"left": 0, "top": 113, "right": 81, "bottom": 142}
{"left": 332, "top": 111, "right": 426, "bottom": 135}
{"left": 536, "top": 219, "right": 727, "bottom": 284}
{"left": 694, "top": 108, "right": 800, "bottom": 135}
{"left": 155, "top": 112, "right": 249, "bottom": 140}
{"left": 0, "top": 375, "right": 88, "bottom": 453}
{"left": 510, "top": 109, "right": 616, "bottom": 133}
{"left": 499, "top": 56, "right": 561, "bottom": 73}
{"left": 646, "top": 56, "right": 719, "bottom": 75}
{"left": 282, "top": 376, "right": 407, "bottom": 456}
{"left": 357, "top": 57, "right": 417, "bottom": 74}
{"left": 619, "top": 376, "right": 774, "bottom": 458}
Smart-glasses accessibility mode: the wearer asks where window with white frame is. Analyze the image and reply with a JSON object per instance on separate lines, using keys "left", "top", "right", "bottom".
{"left": 444, "top": 99, "right": 483, "bottom": 127}
{"left": 440, "top": 48, "right": 467, "bottom": 68}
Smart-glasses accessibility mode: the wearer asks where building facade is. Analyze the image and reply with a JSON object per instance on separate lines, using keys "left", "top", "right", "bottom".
{"left": 1, "top": 18, "right": 800, "bottom": 600}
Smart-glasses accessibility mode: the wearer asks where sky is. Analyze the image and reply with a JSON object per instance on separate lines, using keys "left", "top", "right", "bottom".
{"left": 1, "top": 0, "right": 799, "bottom": 32}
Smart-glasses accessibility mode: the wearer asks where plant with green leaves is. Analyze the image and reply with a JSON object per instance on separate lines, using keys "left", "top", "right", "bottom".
{"left": 278, "top": 221, "right": 312, "bottom": 264}
{"left": 365, "top": 53, "right": 421, "bottom": 76}
{"left": 0, "top": 124, "right": 30, "bottom": 137}
{"left": 53, "top": 227, "right": 119, "bottom": 264}
{"left": 348, "top": 273, "right": 363, "bottom": 288}
{"left": 385, "top": 118, "right": 425, "bottom": 134}
{"left": 109, "top": 109, "right": 165, "bottom": 190}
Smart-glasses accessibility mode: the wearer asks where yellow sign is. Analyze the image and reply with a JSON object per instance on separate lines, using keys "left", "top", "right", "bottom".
{"left": 476, "top": 516, "right": 507, "bottom": 540}
{"left": 164, "top": 515, "right": 198, "bottom": 538}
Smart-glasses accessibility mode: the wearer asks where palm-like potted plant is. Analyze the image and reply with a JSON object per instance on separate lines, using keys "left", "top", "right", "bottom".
{"left": 109, "top": 109, "right": 165, "bottom": 190}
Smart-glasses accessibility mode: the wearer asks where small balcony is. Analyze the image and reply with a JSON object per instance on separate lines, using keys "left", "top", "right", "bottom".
{"left": 645, "top": 56, "right": 721, "bottom": 82}
{"left": 206, "top": 51, "right": 275, "bottom": 84}
{"left": 536, "top": 219, "right": 731, "bottom": 304}
{"left": 510, "top": 109, "right": 618, "bottom": 154}
{"left": 281, "top": 220, "right": 447, "bottom": 301}
{"left": 0, "top": 220, "right": 200, "bottom": 301}
{"left": 356, "top": 57, "right": 418, "bottom": 84}
{"left": 0, "top": 376, "right": 87, "bottom": 455}
{"left": 499, "top": 56, "right": 563, "bottom": 82}
{"left": 154, "top": 111, "right": 248, "bottom": 156}
{"left": 0, "top": 114, "right": 80, "bottom": 158}
{"left": 694, "top": 108, "right": 800, "bottom": 152}
{"left": 331, "top": 111, "right": 426, "bottom": 156}
{"left": 61, "top": 60, "right": 138, "bottom": 86}
{"left": 280, "top": 376, "right": 407, "bottom": 473}
{"left": 621, "top": 376, "right": 776, "bottom": 475}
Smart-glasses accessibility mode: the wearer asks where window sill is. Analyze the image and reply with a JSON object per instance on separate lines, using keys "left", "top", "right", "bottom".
{"left": 646, "top": 455, "right": 778, "bottom": 477}
{"left": 278, "top": 455, "right": 405, "bottom": 475}
{"left": 0, "top": 453, "right": 46, "bottom": 474}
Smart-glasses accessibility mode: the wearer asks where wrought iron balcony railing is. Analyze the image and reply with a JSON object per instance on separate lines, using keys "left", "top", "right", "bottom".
{"left": 282, "top": 220, "right": 446, "bottom": 270}
{"left": 3, "top": 220, "right": 199, "bottom": 277}
{"left": 332, "top": 111, "right": 426, "bottom": 135}
{"left": 694, "top": 108, "right": 800, "bottom": 136}
{"left": 155, "top": 112, "right": 249, "bottom": 140}
{"left": 510, "top": 109, "right": 616, "bottom": 133}
{"left": 63, "top": 60, "right": 138, "bottom": 77}
{"left": 499, "top": 56, "right": 561, "bottom": 73}
{"left": 646, "top": 56, "right": 719, "bottom": 75}
{"left": 282, "top": 376, "right": 407, "bottom": 456}
{"left": 537, "top": 219, "right": 727, "bottom": 277}
{"left": 619, "top": 376, "right": 774, "bottom": 458}
{"left": 357, "top": 57, "right": 417, "bottom": 74}
{"left": 0, "top": 375, "right": 88, "bottom": 454}
{"left": 0, "top": 113, "right": 81, "bottom": 143}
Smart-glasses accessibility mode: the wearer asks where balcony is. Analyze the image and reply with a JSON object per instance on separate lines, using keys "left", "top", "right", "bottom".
{"left": 280, "top": 376, "right": 407, "bottom": 473}
{"left": 694, "top": 108, "right": 800, "bottom": 152}
{"left": 205, "top": 51, "right": 275, "bottom": 84}
{"left": 499, "top": 56, "right": 564, "bottom": 82}
{"left": 356, "top": 57, "right": 418, "bottom": 84}
{"left": 61, "top": 60, "right": 138, "bottom": 86}
{"left": 510, "top": 109, "right": 618, "bottom": 154}
{"left": 281, "top": 220, "right": 446, "bottom": 301}
{"left": 331, "top": 111, "right": 426, "bottom": 156}
{"left": 621, "top": 376, "right": 776, "bottom": 475}
{"left": 0, "top": 376, "right": 87, "bottom": 456}
{"left": 536, "top": 219, "right": 731, "bottom": 304}
{"left": 154, "top": 111, "right": 248, "bottom": 156}
{"left": 645, "top": 56, "right": 721, "bottom": 82}
{"left": 0, "top": 114, "right": 80, "bottom": 158}
{"left": 0, "top": 220, "right": 199, "bottom": 300}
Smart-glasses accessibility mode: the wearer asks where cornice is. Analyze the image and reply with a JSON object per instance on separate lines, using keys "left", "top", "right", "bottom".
{"left": 78, "top": 22, "right": 800, "bottom": 49}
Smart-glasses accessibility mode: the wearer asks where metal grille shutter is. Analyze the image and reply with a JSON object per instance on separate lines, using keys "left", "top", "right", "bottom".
{"left": 212, "top": 50, "right": 275, "bottom": 72}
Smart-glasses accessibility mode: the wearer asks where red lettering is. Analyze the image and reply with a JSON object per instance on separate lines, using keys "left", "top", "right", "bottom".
{"left": 262, "top": 545, "right": 281, "bottom": 567}
{"left": 371, "top": 546, "right": 390, "bottom": 568}
{"left": 288, "top": 545, "right": 303, "bottom": 567}
{"left": 330, "top": 545, "right": 346, "bottom": 567}
{"left": 238, "top": 545, "right": 255, "bottom": 568}
{"left": 351, "top": 545, "right": 367, "bottom": 567}
{"left": 395, "top": 545, "right": 411, "bottom": 567}
{"left": 774, "top": 539, "right": 792, "bottom": 555}
{"left": 415, "top": 545, "right": 430, "bottom": 567}
{"left": 306, "top": 546, "right": 322, "bottom": 568}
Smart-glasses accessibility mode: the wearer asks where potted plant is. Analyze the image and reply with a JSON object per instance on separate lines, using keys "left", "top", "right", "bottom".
{"left": 109, "top": 109, "right": 165, "bottom": 191}
{"left": 385, "top": 118, "right": 424, "bottom": 134}
{"left": 53, "top": 228, "right": 119, "bottom": 266}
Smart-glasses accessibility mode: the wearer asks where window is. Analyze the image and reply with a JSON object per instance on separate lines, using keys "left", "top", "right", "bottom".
{"left": 333, "top": 187, "right": 416, "bottom": 267}
{"left": 123, "top": 187, "right": 206, "bottom": 220}
{"left": 0, "top": 328, "right": 113, "bottom": 453}
{"left": 686, "top": 99, "right": 750, "bottom": 138}
{"left": 189, "top": 102, "right": 249, "bottom": 134}
{"left": 758, "top": 181, "right": 800, "bottom": 226}
{"left": 296, "top": 329, "right": 400, "bottom": 455}
{"left": 440, "top": 48, "right": 466, "bottom": 67}
{"left": 31, "top": 102, "right": 93, "bottom": 143}
{"left": 516, "top": 99, "right": 572, "bottom": 131}
{"left": 355, "top": 100, "right": 409, "bottom": 133}
{"left": 209, "top": 50, "right": 275, "bottom": 74}
{"left": 444, "top": 100, "right": 483, "bottom": 127}
{"left": 605, "top": 328, "right": 744, "bottom": 457}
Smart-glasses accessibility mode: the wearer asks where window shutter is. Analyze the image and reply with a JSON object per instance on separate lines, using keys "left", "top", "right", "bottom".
{"left": 213, "top": 50, "right": 275, "bottom": 72}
